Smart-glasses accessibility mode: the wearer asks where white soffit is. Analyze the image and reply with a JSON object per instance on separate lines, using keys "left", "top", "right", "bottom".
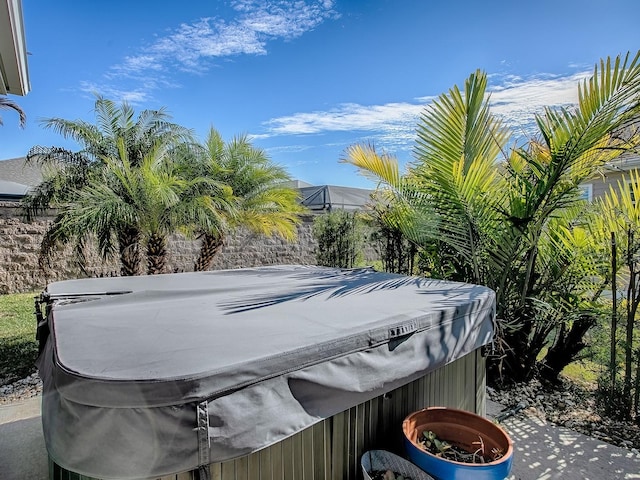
{"left": 0, "top": 0, "right": 30, "bottom": 96}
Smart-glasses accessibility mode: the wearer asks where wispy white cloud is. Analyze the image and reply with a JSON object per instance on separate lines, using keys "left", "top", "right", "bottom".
{"left": 78, "top": 81, "right": 154, "bottom": 104}
{"left": 257, "top": 69, "right": 591, "bottom": 152}
{"left": 262, "top": 101, "right": 430, "bottom": 135}
{"left": 84, "top": 1, "right": 338, "bottom": 100}
{"left": 258, "top": 143, "right": 316, "bottom": 154}
{"left": 488, "top": 71, "right": 590, "bottom": 137}
{"left": 256, "top": 101, "right": 428, "bottom": 157}
{"left": 112, "top": 1, "right": 338, "bottom": 77}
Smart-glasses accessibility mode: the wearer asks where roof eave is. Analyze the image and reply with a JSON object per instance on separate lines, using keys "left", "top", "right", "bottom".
{"left": 0, "top": 0, "right": 30, "bottom": 96}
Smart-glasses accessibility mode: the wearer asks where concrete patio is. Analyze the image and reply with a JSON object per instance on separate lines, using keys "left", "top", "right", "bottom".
{"left": 486, "top": 400, "right": 640, "bottom": 480}
{"left": 1, "top": 396, "right": 640, "bottom": 479}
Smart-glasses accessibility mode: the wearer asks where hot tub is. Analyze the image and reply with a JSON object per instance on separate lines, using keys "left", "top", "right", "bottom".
{"left": 37, "top": 265, "right": 495, "bottom": 480}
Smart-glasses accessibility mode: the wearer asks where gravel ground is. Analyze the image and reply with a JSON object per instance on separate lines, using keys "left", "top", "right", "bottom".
{"left": 488, "top": 378, "right": 640, "bottom": 454}
{"left": 0, "top": 373, "right": 42, "bottom": 405}
{"left": 2, "top": 372, "right": 640, "bottom": 455}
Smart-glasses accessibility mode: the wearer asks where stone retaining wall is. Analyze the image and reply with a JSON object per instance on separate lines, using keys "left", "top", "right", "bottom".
{"left": 0, "top": 202, "right": 319, "bottom": 294}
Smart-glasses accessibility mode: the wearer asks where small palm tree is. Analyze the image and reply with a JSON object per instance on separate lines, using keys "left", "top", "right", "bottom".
{"left": 54, "top": 139, "right": 208, "bottom": 275}
{"left": 0, "top": 95, "right": 26, "bottom": 127}
{"left": 191, "top": 128, "right": 305, "bottom": 271}
{"left": 23, "top": 95, "right": 193, "bottom": 275}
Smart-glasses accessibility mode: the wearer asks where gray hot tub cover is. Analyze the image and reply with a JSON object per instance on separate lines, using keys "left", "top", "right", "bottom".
{"left": 37, "top": 265, "right": 495, "bottom": 479}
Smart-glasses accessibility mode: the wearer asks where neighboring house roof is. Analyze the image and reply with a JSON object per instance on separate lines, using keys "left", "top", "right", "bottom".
{"left": 603, "top": 152, "right": 640, "bottom": 172}
{"left": 0, "top": 177, "right": 29, "bottom": 200}
{"left": 0, "top": 156, "right": 42, "bottom": 186}
{"left": 280, "top": 179, "right": 313, "bottom": 189}
{"left": 0, "top": 159, "right": 376, "bottom": 212}
{"left": 579, "top": 150, "right": 640, "bottom": 202}
{"left": 0, "top": 156, "right": 42, "bottom": 200}
{"left": 599, "top": 123, "right": 640, "bottom": 172}
{"left": 0, "top": 0, "right": 30, "bottom": 95}
{"left": 298, "top": 185, "right": 374, "bottom": 212}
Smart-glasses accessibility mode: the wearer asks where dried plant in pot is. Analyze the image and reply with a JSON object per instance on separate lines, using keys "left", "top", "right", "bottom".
{"left": 402, "top": 407, "right": 513, "bottom": 480}
{"left": 361, "top": 450, "right": 435, "bottom": 480}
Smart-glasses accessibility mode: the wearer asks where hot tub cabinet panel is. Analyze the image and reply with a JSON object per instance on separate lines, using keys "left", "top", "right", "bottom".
{"left": 38, "top": 265, "right": 494, "bottom": 480}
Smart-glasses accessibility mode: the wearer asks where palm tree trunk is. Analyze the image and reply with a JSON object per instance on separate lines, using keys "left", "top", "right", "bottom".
{"left": 538, "top": 314, "right": 597, "bottom": 383}
{"left": 146, "top": 233, "right": 167, "bottom": 275}
{"left": 118, "top": 226, "right": 141, "bottom": 276}
{"left": 194, "top": 233, "right": 224, "bottom": 271}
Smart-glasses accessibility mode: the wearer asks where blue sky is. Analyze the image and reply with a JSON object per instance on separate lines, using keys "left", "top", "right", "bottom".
{"left": 1, "top": 0, "right": 639, "bottom": 188}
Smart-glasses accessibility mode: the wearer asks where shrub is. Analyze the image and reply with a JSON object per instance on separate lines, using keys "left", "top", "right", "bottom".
{"left": 312, "top": 210, "right": 365, "bottom": 268}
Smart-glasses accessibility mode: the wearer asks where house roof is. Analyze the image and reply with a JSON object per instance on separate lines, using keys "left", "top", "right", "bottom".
{"left": 0, "top": 156, "right": 42, "bottom": 186}
{"left": 0, "top": 160, "right": 376, "bottom": 211}
{"left": 0, "top": 0, "right": 30, "bottom": 95}
{"left": 604, "top": 152, "right": 640, "bottom": 172}
{"left": 281, "top": 179, "right": 313, "bottom": 189}
{"left": 298, "top": 185, "right": 374, "bottom": 212}
{"left": 0, "top": 177, "right": 29, "bottom": 200}
{"left": 601, "top": 123, "right": 640, "bottom": 172}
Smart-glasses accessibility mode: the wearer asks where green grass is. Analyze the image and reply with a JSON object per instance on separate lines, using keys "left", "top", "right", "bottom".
{"left": 0, "top": 293, "right": 39, "bottom": 385}
{"left": 537, "top": 345, "right": 603, "bottom": 387}
{"left": 561, "top": 359, "right": 601, "bottom": 386}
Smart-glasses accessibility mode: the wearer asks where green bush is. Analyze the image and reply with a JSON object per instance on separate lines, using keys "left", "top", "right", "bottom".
{"left": 312, "top": 210, "right": 365, "bottom": 268}
{"left": 367, "top": 214, "right": 418, "bottom": 275}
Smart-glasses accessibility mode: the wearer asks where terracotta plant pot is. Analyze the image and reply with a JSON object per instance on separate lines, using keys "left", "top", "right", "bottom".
{"left": 361, "top": 450, "right": 434, "bottom": 480}
{"left": 402, "top": 407, "right": 513, "bottom": 480}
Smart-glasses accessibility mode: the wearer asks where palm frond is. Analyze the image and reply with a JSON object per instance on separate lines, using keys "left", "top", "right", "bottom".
{"left": 342, "top": 143, "right": 403, "bottom": 188}
{"left": 0, "top": 96, "right": 26, "bottom": 127}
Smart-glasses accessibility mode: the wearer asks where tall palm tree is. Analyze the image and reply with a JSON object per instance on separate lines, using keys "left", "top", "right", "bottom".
{"left": 345, "top": 51, "right": 640, "bottom": 383}
{"left": 0, "top": 95, "right": 26, "bottom": 127}
{"left": 23, "top": 95, "right": 193, "bottom": 275}
{"left": 191, "top": 128, "right": 305, "bottom": 271}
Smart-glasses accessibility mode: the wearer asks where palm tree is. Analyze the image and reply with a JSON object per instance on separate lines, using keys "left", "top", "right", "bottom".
{"left": 0, "top": 95, "right": 26, "bottom": 127}
{"left": 344, "top": 51, "right": 640, "bottom": 383}
{"left": 54, "top": 138, "right": 220, "bottom": 275}
{"left": 532, "top": 205, "right": 610, "bottom": 381}
{"left": 191, "top": 128, "right": 305, "bottom": 271}
{"left": 23, "top": 95, "right": 193, "bottom": 275}
{"left": 344, "top": 70, "right": 509, "bottom": 286}
{"left": 492, "top": 52, "right": 640, "bottom": 381}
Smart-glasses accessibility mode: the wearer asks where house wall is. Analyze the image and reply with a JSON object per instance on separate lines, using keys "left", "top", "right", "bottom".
{"left": 0, "top": 202, "right": 319, "bottom": 294}
{"left": 581, "top": 150, "right": 640, "bottom": 202}
{"left": 583, "top": 170, "right": 632, "bottom": 201}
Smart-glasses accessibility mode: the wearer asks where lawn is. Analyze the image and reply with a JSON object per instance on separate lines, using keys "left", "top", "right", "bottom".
{"left": 0, "top": 293, "right": 39, "bottom": 385}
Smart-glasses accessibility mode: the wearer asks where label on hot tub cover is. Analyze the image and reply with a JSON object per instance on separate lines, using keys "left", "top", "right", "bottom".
{"left": 389, "top": 320, "right": 419, "bottom": 338}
